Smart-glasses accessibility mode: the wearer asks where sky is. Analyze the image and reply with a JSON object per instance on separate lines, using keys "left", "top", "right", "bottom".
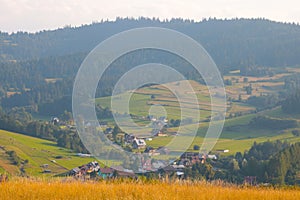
{"left": 1, "top": 0, "right": 300, "bottom": 33}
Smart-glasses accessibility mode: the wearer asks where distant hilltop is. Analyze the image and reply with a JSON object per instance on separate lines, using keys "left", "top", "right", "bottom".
{"left": 1, "top": 18, "right": 300, "bottom": 70}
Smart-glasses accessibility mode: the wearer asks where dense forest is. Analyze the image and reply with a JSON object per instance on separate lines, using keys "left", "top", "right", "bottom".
{"left": 1, "top": 18, "right": 300, "bottom": 69}
{"left": 0, "top": 49, "right": 203, "bottom": 114}
{"left": 189, "top": 140, "right": 300, "bottom": 185}
{"left": 142, "top": 140, "right": 300, "bottom": 185}
{"left": 282, "top": 89, "right": 300, "bottom": 114}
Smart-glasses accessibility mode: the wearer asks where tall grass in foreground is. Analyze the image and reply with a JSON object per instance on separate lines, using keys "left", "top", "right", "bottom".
{"left": 0, "top": 178, "right": 299, "bottom": 200}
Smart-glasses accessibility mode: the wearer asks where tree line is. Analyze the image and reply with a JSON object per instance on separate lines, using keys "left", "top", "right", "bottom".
{"left": 185, "top": 140, "right": 300, "bottom": 185}
{"left": 2, "top": 18, "right": 300, "bottom": 70}
{"left": 0, "top": 108, "right": 87, "bottom": 153}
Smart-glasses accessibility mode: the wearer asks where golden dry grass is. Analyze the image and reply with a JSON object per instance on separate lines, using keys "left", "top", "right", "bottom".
{"left": 1, "top": 179, "right": 300, "bottom": 200}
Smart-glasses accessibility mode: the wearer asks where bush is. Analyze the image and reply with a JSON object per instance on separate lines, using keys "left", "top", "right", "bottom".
{"left": 6, "top": 151, "right": 20, "bottom": 166}
{"left": 249, "top": 116, "right": 298, "bottom": 130}
{"left": 292, "top": 130, "right": 300, "bottom": 137}
{"left": 55, "top": 155, "right": 63, "bottom": 159}
{"left": 193, "top": 145, "right": 200, "bottom": 150}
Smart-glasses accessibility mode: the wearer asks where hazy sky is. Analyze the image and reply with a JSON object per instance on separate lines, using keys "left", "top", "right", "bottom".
{"left": 1, "top": 0, "right": 300, "bottom": 33}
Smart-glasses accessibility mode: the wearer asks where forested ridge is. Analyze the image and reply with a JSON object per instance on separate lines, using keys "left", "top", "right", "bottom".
{"left": 1, "top": 18, "right": 300, "bottom": 69}
{"left": 1, "top": 18, "right": 300, "bottom": 113}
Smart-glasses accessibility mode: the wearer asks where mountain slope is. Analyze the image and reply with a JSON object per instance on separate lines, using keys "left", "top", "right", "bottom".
{"left": 1, "top": 18, "right": 300, "bottom": 69}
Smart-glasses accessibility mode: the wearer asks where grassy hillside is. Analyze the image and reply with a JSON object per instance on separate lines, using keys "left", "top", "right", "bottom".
{"left": 95, "top": 71, "right": 300, "bottom": 155}
{"left": 128, "top": 105, "right": 300, "bottom": 155}
{"left": 148, "top": 114, "right": 300, "bottom": 155}
{"left": 96, "top": 80, "right": 249, "bottom": 121}
{"left": 96, "top": 68, "right": 293, "bottom": 121}
{"left": 0, "top": 129, "right": 96, "bottom": 176}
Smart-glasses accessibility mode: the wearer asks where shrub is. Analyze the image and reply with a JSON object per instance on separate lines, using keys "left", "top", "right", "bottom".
{"left": 193, "top": 145, "right": 200, "bottom": 150}
{"left": 292, "top": 130, "right": 300, "bottom": 137}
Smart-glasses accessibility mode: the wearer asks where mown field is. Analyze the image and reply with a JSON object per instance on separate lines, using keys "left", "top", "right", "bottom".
{"left": 147, "top": 127, "right": 300, "bottom": 155}
{"left": 95, "top": 70, "right": 289, "bottom": 122}
{"left": 0, "top": 179, "right": 299, "bottom": 200}
{"left": 94, "top": 69, "right": 300, "bottom": 155}
{"left": 96, "top": 80, "right": 226, "bottom": 121}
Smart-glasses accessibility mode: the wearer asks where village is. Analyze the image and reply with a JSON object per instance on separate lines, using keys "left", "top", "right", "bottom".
{"left": 46, "top": 115, "right": 229, "bottom": 180}
{"left": 67, "top": 150, "right": 225, "bottom": 180}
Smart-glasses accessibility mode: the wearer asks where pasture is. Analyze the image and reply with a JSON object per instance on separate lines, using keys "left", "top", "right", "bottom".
{"left": 0, "top": 129, "right": 106, "bottom": 176}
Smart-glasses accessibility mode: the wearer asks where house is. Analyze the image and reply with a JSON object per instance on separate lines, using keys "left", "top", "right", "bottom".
{"left": 152, "top": 160, "right": 167, "bottom": 169}
{"left": 144, "top": 146, "right": 153, "bottom": 152}
{"left": 141, "top": 158, "right": 153, "bottom": 171}
{"left": 160, "top": 165, "right": 177, "bottom": 174}
{"left": 0, "top": 174, "right": 8, "bottom": 182}
{"left": 144, "top": 147, "right": 160, "bottom": 156}
{"left": 124, "top": 133, "right": 136, "bottom": 144}
{"left": 153, "top": 121, "right": 167, "bottom": 127}
{"left": 179, "top": 157, "right": 201, "bottom": 167}
{"left": 87, "top": 161, "right": 100, "bottom": 172}
{"left": 178, "top": 152, "right": 205, "bottom": 166}
{"left": 180, "top": 152, "right": 199, "bottom": 159}
{"left": 76, "top": 153, "right": 92, "bottom": 157}
{"left": 207, "top": 154, "right": 218, "bottom": 160}
{"left": 43, "top": 169, "right": 51, "bottom": 173}
{"left": 179, "top": 159, "right": 190, "bottom": 167}
{"left": 159, "top": 116, "right": 168, "bottom": 123}
{"left": 110, "top": 165, "right": 125, "bottom": 171}
{"left": 148, "top": 115, "right": 156, "bottom": 121}
{"left": 176, "top": 171, "right": 184, "bottom": 177}
{"left": 41, "top": 164, "right": 49, "bottom": 168}
{"left": 98, "top": 167, "right": 114, "bottom": 179}
{"left": 99, "top": 122, "right": 108, "bottom": 127}
{"left": 216, "top": 149, "right": 230, "bottom": 153}
{"left": 105, "top": 127, "right": 113, "bottom": 134}
{"left": 132, "top": 138, "right": 146, "bottom": 149}
{"left": 158, "top": 164, "right": 185, "bottom": 177}
{"left": 154, "top": 131, "right": 168, "bottom": 137}
{"left": 50, "top": 117, "right": 59, "bottom": 125}
{"left": 200, "top": 154, "right": 206, "bottom": 164}
{"left": 244, "top": 176, "right": 257, "bottom": 185}
{"left": 157, "top": 146, "right": 170, "bottom": 155}
{"left": 67, "top": 125, "right": 76, "bottom": 130}
{"left": 69, "top": 161, "right": 101, "bottom": 179}
{"left": 115, "top": 170, "right": 137, "bottom": 178}
{"left": 173, "top": 164, "right": 185, "bottom": 170}
{"left": 99, "top": 166, "right": 136, "bottom": 179}
{"left": 70, "top": 167, "right": 80, "bottom": 175}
